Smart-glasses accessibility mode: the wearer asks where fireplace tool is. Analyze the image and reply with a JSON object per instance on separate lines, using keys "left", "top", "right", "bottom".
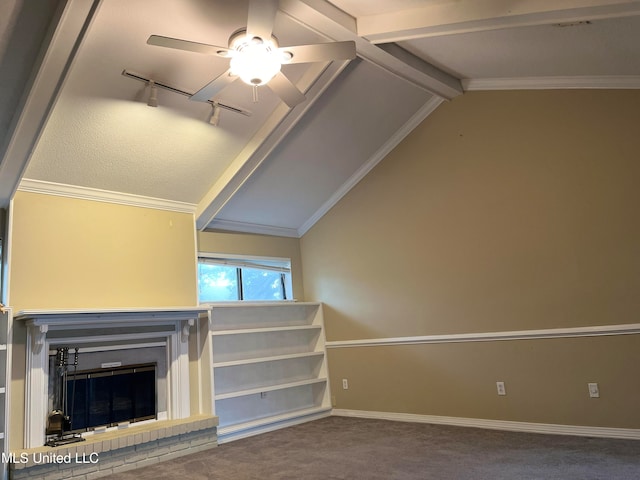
{"left": 45, "top": 347, "right": 85, "bottom": 447}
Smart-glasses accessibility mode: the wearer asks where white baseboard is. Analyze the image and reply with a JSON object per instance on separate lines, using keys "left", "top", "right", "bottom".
{"left": 332, "top": 409, "right": 640, "bottom": 440}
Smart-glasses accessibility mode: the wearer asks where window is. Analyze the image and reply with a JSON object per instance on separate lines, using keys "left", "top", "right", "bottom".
{"left": 198, "top": 254, "right": 292, "bottom": 302}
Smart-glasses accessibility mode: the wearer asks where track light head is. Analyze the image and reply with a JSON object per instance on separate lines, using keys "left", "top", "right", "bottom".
{"left": 147, "top": 80, "right": 158, "bottom": 107}
{"left": 208, "top": 104, "right": 221, "bottom": 126}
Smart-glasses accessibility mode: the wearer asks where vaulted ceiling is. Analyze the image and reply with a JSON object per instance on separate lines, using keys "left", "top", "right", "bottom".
{"left": 2, "top": 0, "right": 640, "bottom": 237}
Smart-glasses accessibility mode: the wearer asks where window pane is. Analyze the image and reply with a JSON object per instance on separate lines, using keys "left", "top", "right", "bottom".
{"left": 241, "top": 267, "right": 284, "bottom": 301}
{"left": 198, "top": 264, "right": 238, "bottom": 301}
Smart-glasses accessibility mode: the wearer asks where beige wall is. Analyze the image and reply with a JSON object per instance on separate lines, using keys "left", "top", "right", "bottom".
{"left": 9, "top": 191, "right": 198, "bottom": 311}
{"left": 301, "top": 90, "right": 640, "bottom": 428}
{"left": 198, "top": 230, "right": 304, "bottom": 300}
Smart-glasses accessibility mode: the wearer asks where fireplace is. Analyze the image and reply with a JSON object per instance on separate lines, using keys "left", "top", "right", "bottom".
{"left": 18, "top": 308, "right": 208, "bottom": 449}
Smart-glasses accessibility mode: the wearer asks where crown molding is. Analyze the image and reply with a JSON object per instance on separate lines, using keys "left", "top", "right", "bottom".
{"left": 205, "top": 218, "right": 300, "bottom": 238}
{"left": 18, "top": 178, "right": 197, "bottom": 214}
{"left": 298, "top": 95, "right": 444, "bottom": 237}
{"left": 462, "top": 75, "right": 640, "bottom": 91}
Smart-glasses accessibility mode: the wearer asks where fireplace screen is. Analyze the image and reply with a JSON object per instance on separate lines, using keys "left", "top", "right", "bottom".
{"left": 63, "top": 364, "right": 157, "bottom": 432}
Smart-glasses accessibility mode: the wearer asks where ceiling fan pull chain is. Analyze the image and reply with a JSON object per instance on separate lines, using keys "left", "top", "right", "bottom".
{"left": 252, "top": 85, "right": 259, "bottom": 103}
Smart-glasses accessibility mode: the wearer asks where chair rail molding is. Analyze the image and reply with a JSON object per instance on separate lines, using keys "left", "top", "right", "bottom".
{"left": 326, "top": 322, "right": 640, "bottom": 349}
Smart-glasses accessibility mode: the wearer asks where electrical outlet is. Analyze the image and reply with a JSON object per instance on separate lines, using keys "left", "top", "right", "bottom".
{"left": 588, "top": 382, "right": 600, "bottom": 398}
{"left": 496, "top": 381, "right": 506, "bottom": 396}
{"left": 342, "top": 378, "right": 349, "bottom": 390}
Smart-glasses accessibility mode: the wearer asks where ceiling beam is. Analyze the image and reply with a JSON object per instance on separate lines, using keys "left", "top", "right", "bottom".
{"left": 0, "top": 0, "right": 101, "bottom": 207}
{"left": 279, "top": 0, "right": 463, "bottom": 100}
{"left": 357, "top": 0, "right": 640, "bottom": 43}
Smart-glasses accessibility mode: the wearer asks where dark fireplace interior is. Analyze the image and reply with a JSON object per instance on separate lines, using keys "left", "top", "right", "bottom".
{"left": 62, "top": 364, "right": 157, "bottom": 432}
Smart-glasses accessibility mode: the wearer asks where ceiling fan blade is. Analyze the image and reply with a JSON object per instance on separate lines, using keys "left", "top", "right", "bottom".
{"left": 279, "top": 41, "right": 356, "bottom": 64}
{"left": 147, "top": 35, "right": 231, "bottom": 57}
{"left": 190, "top": 68, "right": 238, "bottom": 102}
{"left": 246, "top": 0, "right": 278, "bottom": 41}
{"left": 267, "top": 71, "right": 306, "bottom": 108}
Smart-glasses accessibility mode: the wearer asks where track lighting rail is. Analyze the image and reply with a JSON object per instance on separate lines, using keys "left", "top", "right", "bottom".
{"left": 121, "top": 69, "right": 252, "bottom": 117}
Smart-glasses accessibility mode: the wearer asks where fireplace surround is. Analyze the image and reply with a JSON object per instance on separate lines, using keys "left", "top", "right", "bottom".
{"left": 16, "top": 308, "right": 209, "bottom": 449}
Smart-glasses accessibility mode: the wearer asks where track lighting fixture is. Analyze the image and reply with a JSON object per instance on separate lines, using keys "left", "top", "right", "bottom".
{"left": 147, "top": 80, "right": 158, "bottom": 107}
{"left": 122, "top": 70, "right": 252, "bottom": 125}
{"left": 207, "top": 104, "right": 221, "bottom": 126}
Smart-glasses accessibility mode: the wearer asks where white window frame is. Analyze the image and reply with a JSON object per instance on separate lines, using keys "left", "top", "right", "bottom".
{"left": 197, "top": 253, "right": 293, "bottom": 302}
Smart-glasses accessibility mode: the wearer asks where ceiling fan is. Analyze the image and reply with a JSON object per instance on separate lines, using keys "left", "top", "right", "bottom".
{"left": 147, "top": 0, "right": 356, "bottom": 108}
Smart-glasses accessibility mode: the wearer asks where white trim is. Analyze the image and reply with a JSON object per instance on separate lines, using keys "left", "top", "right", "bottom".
{"left": 298, "top": 95, "right": 444, "bottom": 237}
{"left": 24, "top": 327, "right": 49, "bottom": 448}
{"left": 47, "top": 342, "right": 166, "bottom": 354}
{"left": 15, "top": 307, "right": 206, "bottom": 324}
{"left": 462, "top": 75, "right": 640, "bottom": 91}
{"left": 3, "top": 199, "right": 14, "bottom": 306}
{"left": 204, "top": 218, "right": 299, "bottom": 238}
{"left": 332, "top": 409, "right": 640, "bottom": 440}
{"left": 326, "top": 323, "right": 640, "bottom": 348}
{"left": 18, "top": 178, "right": 197, "bottom": 214}
{"left": 170, "top": 326, "right": 191, "bottom": 419}
{"left": 198, "top": 252, "right": 292, "bottom": 266}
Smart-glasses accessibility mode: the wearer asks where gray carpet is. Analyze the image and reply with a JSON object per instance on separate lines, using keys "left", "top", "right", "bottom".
{"left": 109, "top": 416, "right": 640, "bottom": 479}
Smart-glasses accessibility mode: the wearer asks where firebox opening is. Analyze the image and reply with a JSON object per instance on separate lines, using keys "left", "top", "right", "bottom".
{"left": 58, "top": 363, "right": 157, "bottom": 433}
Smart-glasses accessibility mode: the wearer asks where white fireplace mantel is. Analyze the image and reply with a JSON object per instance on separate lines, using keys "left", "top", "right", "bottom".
{"left": 15, "top": 307, "right": 208, "bottom": 449}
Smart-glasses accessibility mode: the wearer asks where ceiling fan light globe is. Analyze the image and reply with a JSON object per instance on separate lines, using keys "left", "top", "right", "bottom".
{"left": 280, "top": 50, "right": 293, "bottom": 63}
{"left": 230, "top": 44, "right": 282, "bottom": 86}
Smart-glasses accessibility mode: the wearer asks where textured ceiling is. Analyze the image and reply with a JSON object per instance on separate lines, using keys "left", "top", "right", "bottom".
{"left": 23, "top": 0, "right": 323, "bottom": 204}
{"left": 400, "top": 15, "right": 640, "bottom": 79}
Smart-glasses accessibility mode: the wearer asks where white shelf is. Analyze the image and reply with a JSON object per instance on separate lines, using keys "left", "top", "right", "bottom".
{"left": 0, "top": 345, "right": 6, "bottom": 351}
{"left": 209, "top": 302, "right": 331, "bottom": 442}
{"left": 0, "top": 388, "right": 4, "bottom": 395}
{"left": 211, "top": 324, "right": 321, "bottom": 336}
{"left": 213, "top": 351, "right": 325, "bottom": 368}
{"left": 215, "top": 377, "right": 327, "bottom": 401}
{"left": 217, "top": 406, "right": 332, "bottom": 438}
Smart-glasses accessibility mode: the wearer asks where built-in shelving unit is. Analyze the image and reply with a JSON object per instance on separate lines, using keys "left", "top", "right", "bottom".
{"left": 209, "top": 302, "right": 331, "bottom": 443}
{"left": 0, "top": 307, "right": 11, "bottom": 480}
